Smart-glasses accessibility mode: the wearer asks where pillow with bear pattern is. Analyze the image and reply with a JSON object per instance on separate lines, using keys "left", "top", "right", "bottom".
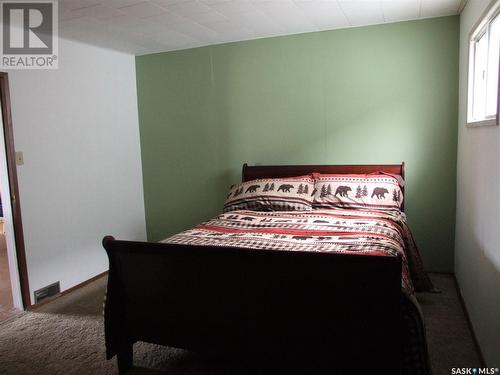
{"left": 223, "top": 176, "right": 315, "bottom": 212}
{"left": 312, "top": 173, "right": 403, "bottom": 211}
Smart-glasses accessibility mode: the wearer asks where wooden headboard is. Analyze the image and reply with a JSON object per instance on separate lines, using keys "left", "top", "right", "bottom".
{"left": 242, "top": 162, "right": 406, "bottom": 211}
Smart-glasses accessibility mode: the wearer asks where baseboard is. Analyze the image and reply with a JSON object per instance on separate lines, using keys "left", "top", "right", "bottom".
{"left": 452, "top": 275, "right": 487, "bottom": 367}
{"left": 27, "top": 271, "right": 108, "bottom": 311}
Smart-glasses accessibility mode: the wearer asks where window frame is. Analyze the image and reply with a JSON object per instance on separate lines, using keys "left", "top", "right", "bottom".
{"left": 467, "top": 0, "right": 500, "bottom": 127}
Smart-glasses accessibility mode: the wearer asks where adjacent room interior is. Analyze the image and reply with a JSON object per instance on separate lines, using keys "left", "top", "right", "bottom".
{"left": 0, "top": 89, "right": 23, "bottom": 322}
{"left": 0, "top": 0, "right": 498, "bottom": 374}
{"left": 0, "top": 197, "right": 15, "bottom": 321}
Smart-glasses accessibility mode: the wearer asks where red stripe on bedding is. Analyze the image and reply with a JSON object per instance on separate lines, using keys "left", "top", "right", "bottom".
{"left": 230, "top": 208, "right": 400, "bottom": 218}
{"left": 226, "top": 195, "right": 313, "bottom": 206}
{"left": 315, "top": 174, "right": 399, "bottom": 181}
{"left": 195, "top": 224, "right": 400, "bottom": 243}
{"left": 315, "top": 202, "right": 399, "bottom": 209}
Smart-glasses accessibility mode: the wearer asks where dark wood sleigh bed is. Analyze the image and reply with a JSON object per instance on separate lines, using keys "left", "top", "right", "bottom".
{"left": 102, "top": 163, "right": 424, "bottom": 375}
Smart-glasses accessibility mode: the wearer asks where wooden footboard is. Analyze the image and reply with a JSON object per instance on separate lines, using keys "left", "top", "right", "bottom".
{"left": 103, "top": 236, "right": 402, "bottom": 374}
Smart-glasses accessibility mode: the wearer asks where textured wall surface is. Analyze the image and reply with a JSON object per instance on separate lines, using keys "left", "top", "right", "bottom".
{"left": 455, "top": 0, "right": 500, "bottom": 365}
{"left": 9, "top": 38, "right": 146, "bottom": 303}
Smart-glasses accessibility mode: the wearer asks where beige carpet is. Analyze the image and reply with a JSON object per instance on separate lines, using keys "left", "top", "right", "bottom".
{"left": 0, "top": 274, "right": 481, "bottom": 375}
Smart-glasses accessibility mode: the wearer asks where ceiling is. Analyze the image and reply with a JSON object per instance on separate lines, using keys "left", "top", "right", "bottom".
{"left": 59, "top": 0, "right": 464, "bottom": 55}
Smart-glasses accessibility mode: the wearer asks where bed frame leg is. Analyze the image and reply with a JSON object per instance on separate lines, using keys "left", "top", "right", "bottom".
{"left": 117, "top": 343, "right": 133, "bottom": 374}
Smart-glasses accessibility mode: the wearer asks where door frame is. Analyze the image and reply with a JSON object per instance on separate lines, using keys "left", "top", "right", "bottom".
{"left": 0, "top": 72, "right": 30, "bottom": 308}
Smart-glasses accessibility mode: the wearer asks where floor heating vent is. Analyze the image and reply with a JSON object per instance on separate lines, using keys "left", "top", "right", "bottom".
{"left": 34, "top": 282, "right": 60, "bottom": 304}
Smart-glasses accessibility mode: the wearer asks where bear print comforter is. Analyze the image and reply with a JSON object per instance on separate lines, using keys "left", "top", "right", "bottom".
{"left": 163, "top": 207, "right": 434, "bottom": 375}
{"left": 163, "top": 208, "right": 433, "bottom": 295}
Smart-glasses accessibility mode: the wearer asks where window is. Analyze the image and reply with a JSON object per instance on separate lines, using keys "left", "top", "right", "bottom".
{"left": 467, "top": 0, "right": 500, "bottom": 127}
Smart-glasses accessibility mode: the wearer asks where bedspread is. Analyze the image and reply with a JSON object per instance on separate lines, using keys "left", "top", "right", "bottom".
{"left": 162, "top": 208, "right": 433, "bottom": 374}
{"left": 163, "top": 208, "right": 434, "bottom": 295}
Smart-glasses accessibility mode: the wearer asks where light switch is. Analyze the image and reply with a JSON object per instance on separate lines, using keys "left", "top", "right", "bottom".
{"left": 15, "top": 151, "right": 24, "bottom": 166}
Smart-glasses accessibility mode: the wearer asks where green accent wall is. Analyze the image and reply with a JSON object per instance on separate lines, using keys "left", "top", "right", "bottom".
{"left": 136, "top": 16, "right": 459, "bottom": 272}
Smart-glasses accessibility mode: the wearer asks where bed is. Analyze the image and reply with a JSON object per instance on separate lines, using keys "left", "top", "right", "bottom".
{"left": 102, "top": 163, "right": 433, "bottom": 374}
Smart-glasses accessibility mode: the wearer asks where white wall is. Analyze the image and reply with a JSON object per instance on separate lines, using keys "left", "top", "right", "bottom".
{"left": 456, "top": 0, "right": 500, "bottom": 365}
{"left": 7, "top": 37, "right": 146, "bottom": 304}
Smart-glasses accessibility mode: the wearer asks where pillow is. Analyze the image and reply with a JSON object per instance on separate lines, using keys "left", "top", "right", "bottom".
{"left": 312, "top": 173, "right": 404, "bottom": 211}
{"left": 223, "top": 175, "right": 315, "bottom": 212}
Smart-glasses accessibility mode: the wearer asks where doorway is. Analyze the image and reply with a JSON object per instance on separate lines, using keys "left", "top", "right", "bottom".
{"left": 0, "top": 219, "right": 16, "bottom": 319}
{"left": 0, "top": 72, "right": 29, "bottom": 318}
